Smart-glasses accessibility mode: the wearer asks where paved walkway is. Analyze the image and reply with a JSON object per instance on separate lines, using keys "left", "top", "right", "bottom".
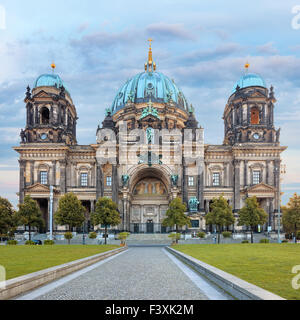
{"left": 17, "top": 247, "right": 230, "bottom": 300}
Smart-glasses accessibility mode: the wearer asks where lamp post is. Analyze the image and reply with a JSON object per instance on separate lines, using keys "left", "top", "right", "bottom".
{"left": 49, "top": 186, "right": 53, "bottom": 240}
{"left": 275, "top": 163, "right": 286, "bottom": 243}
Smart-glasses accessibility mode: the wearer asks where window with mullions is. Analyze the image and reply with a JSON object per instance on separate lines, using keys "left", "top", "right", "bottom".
{"left": 252, "top": 171, "right": 261, "bottom": 185}
{"left": 212, "top": 173, "right": 220, "bottom": 186}
{"left": 188, "top": 176, "right": 194, "bottom": 186}
{"left": 80, "top": 173, "right": 88, "bottom": 187}
{"left": 191, "top": 220, "right": 199, "bottom": 228}
{"left": 106, "top": 176, "right": 112, "bottom": 186}
{"left": 40, "top": 171, "right": 48, "bottom": 185}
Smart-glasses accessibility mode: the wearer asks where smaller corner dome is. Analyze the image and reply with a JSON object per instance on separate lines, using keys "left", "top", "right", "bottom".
{"left": 232, "top": 73, "right": 266, "bottom": 94}
{"left": 34, "top": 73, "right": 67, "bottom": 91}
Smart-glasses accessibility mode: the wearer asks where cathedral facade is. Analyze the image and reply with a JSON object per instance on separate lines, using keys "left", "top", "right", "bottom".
{"left": 14, "top": 45, "right": 287, "bottom": 234}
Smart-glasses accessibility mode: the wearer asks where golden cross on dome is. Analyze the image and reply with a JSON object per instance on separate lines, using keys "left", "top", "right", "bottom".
{"left": 148, "top": 38, "right": 153, "bottom": 48}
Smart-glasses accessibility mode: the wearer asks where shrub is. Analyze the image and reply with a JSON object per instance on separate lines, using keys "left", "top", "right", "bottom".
{"left": 281, "top": 239, "right": 288, "bottom": 243}
{"left": 222, "top": 231, "right": 232, "bottom": 238}
{"left": 88, "top": 232, "right": 97, "bottom": 239}
{"left": 7, "top": 240, "right": 17, "bottom": 245}
{"left": 25, "top": 240, "right": 35, "bottom": 245}
{"left": 64, "top": 232, "right": 73, "bottom": 244}
{"left": 197, "top": 232, "right": 206, "bottom": 238}
{"left": 168, "top": 233, "right": 181, "bottom": 243}
{"left": 241, "top": 240, "right": 249, "bottom": 243}
{"left": 117, "top": 232, "right": 130, "bottom": 246}
{"left": 297, "top": 231, "right": 300, "bottom": 240}
{"left": 44, "top": 240, "right": 55, "bottom": 245}
{"left": 259, "top": 238, "right": 270, "bottom": 243}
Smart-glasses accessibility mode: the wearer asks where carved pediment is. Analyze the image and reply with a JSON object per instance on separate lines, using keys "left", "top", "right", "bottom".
{"left": 246, "top": 183, "right": 275, "bottom": 197}
{"left": 249, "top": 90, "right": 267, "bottom": 98}
{"left": 33, "top": 90, "right": 51, "bottom": 99}
{"left": 25, "top": 183, "right": 50, "bottom": 193}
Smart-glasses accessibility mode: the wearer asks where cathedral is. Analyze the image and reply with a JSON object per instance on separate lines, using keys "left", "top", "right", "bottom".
{"left": 14, "top": 43, "right": 287, "bottom": 234}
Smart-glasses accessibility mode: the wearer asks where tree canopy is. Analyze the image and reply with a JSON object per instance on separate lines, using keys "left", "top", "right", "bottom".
{"left": 282, "top": 193, "right": 300, "bottom": 243}
{"left": 205, "top": 195, "right": 235, "bottom": 243}
{"left": 238, "top": 196, "right": 268, "bottom": 243}
{"left": 91, "top": 197, "right": 120, "bottom": 244}
{"left": 54, "top": 193, "right": 85, "bottom": 231}
{"left": 0, "top": 197, "right": 17, "bottom": 237}
{"left": 17, "top": 195, "right": 44, "bottom": 240}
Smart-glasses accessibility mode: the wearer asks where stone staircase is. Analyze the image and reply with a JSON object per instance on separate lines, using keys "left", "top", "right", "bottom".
{"left": 126, "top": 233, "right": 172, "bottom": 246}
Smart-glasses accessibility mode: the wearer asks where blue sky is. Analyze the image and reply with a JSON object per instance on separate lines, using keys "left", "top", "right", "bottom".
{"left": 0, "top": 0, "right": 300, "bottom": 207}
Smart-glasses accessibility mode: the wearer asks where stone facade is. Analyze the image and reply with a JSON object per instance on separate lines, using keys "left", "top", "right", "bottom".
{"left": 14, "top": 52, "right": 287, "bottom": 233}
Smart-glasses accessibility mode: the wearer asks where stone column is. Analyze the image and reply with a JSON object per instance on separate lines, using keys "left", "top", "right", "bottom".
{"left": 182, "top": 160, "right": 188, "bottom": 206}
{"left": 51, "top": 160, "right": 56, "bottom": 186}
{"left": 273, "top": 159, "right": 280, "bottom": 213}
{"left": 59, "top": 160, "right": 66, "bottom": 194}
{"left": 112, "top": 165, "right": 119, "bottom": 203}
{"left": 197, "top": 162, "right": 204, "bottom": 212}
{"left": 244, "top": 160, "right": 248, "bottom": 187}
{"left": 233, "top": 159, "right": 241, "bottom": 212}
{"left": 96, "top": 164, "right": 103, "bottom": 199}
{"left": 122, "top": 194, "right": 129, "bottom": 231}
{"left": 205, "top": 200, "right": 210, "bottom": 213}
{"left": 266, "top": 160, "right": 270, "bottom": 185}
{"left": 30, "top": 161, "right": 34, "bottom": 185}
{"left": 19, "top": 160, "right": 26, "bottom": 203}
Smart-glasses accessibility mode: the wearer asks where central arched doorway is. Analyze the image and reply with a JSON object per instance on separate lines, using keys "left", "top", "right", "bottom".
{"left": 128, "top": 166, "right": 171, "bottom": 233}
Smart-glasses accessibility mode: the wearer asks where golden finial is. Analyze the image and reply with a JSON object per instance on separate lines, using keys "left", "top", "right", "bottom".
{"left": 145, "top": 39, "right": 156, "bottom": 72}
{"left": 51, "top": 62, "right": 56, "bottom": 73}
{"left": 244, "top": 62, "right": 250, "bottom": 71}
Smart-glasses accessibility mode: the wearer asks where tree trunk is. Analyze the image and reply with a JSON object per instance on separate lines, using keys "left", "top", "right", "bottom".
{"left": 29, "top": 225, "right": 31, "bottom": 241}
{"left": 68, "top": 238, "right": 70, "bottom": 245}
{"left": 250, "top": 227, "right": 253, "bottom": 244}
{"left": 217, "top": 225, "right": 220, "bottom": 244}
{"left": 105, "top": 225, "right": 107, "bottom": 245}
{"left": 176, "top": 224, "right": 179, "bottom": 244}
{"left": 295, "top": 224, "right": 297, "bottom": 244}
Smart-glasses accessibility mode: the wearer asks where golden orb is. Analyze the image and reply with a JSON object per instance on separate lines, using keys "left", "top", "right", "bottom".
{"left": 244, "top": 62, "right": 250, "bottom": 69}
{"left": 51, "top": 62, "right": 56, "bottom": 70}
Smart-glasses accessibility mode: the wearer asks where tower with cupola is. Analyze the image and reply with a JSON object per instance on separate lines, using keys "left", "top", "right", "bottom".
{"left": 21, "top": 64, "right": 77, "bottom": 145}
{"left": 223, "top": 63, "right": 279, "bottom": 146}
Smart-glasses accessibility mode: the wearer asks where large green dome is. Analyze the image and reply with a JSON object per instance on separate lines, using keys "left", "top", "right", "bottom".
{"left": 111, "top": 71, "right": 189, "bottom": 114}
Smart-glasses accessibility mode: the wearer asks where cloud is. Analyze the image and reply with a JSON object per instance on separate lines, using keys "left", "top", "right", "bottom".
{"left": 146, "top": 22, "right": 195, "bottom": 40}
{"left": 257, "top": 42, "right": 278, "bottom": 54}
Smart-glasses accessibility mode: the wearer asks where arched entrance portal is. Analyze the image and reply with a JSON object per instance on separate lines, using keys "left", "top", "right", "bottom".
{"left": 128, "top": 167, "right": 171, "bottom": 233}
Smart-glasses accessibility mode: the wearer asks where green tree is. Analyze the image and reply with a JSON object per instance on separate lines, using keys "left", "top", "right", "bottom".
{"left": 162, "top": 198, "right": 191, "bottom": 243}
{"left": 64, "top": 232, "right": 73, "bottom": 245}
{"left": 206, "top": 195, "right": 235, "bottom": 244}
{"left": 54, "top": 193, "right": 85, "bottom": 232}
{"left": 17, "top": 195, "right": 44, "bottom": 241}
{"left": 91, "top": 197, "right": 120, "bottom": 245}
{"left": 238, "top": 196, "right": 268, "bottom": 243}
{"left": 0, "top": 197, "right": 18, "bottom": 239}
{"left": 282, "top": 193, "right": 300, "bottom": 243}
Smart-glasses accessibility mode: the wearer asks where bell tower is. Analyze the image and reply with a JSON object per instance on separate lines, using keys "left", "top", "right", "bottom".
{"left": 20, "top": 64, "right": 77, "bottom": 145}
{"left": 223, "top": 64, "right": 280, "bottom": 146}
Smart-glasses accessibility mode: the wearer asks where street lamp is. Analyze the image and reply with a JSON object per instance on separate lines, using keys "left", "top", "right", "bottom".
{"left": 275, "top": 163, "right": 286, "bottom": 243}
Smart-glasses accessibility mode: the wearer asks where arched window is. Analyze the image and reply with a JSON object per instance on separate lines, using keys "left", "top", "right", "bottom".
{"left": 40, "top": 107, "right": 50, "bottom": 124}
{"left": 251, "top": 107, "right": 260, "bottom": 125}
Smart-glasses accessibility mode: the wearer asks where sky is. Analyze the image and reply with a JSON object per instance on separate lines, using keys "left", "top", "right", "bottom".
{"left": 0, "top": 0, "right": 300, "bottom": 207}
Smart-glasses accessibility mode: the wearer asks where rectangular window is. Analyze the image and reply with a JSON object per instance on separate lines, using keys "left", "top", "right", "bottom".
{"left": 212, "top": 173, "right": 220, "bottom": 186}
{"left": 252, "top": 171, "right": 261, "bottom": 185}
{"left": 80, "top": 173, "right": 88, "bottom": 187}
{"left": 191, "top": 220, "right": 199, "bottom": 228}
{"left": 188, "top": 176, "right": 194, "bottom": 186}
{"left": 106, "top": 176, "right": 112, "bottom": 186}
{"left": 40, "top": 171, "right": 48, "bottom": 185}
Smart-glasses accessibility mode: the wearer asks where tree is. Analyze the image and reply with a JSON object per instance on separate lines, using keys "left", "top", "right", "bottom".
{"left": 91, "top": 197, "right": 120, "bottom": 245}
{"left": 64, "top": 232, "right": 73, "bottom": 245}
{"left": 238, "top": 196, "right": 268, "bottom": 243}
{"left": 282, "top": 193, "right": 300, "bottom": 243}
{"left": 206, "top": 195, "right": 235, "bottom": 244}
{"left": 162, "top": 198, "right": 191, "bottom": 243}
{"left": 17, "top": 195, "right": 44, "bottom": 241}
{"left": 54, "top": 193, "right": 85, "bottom": 232}
{"left": 0, "top": 197, "right": 18, "bottom": 239}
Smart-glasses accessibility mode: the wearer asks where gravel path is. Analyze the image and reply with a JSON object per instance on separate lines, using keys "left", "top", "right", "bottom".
{"left": 24, "top": 247, "right": 225, "bottom": 300}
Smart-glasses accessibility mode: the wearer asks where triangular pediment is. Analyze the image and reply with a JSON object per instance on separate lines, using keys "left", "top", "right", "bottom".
{"left": 140, "top": 114, "right": 161, "bottom": 122}
{"left": 26, "top": 183, "right": 50, "bottom": 193}
{"left": 249, "top": 90, "right": 267, "bottom": 98}
{"left": 33, "top": 90, "right": 51, "bottom": 99}
{"left": 247, "top": 183, "right": 275, "bottom": 193}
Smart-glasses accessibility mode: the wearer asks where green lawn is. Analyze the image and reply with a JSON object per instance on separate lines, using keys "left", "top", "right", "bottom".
{"left": 174, "top": 244, "right": 300, "bottom": 300}
{"left": 0, "top": 245, "right": 119, "bottom": 280}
